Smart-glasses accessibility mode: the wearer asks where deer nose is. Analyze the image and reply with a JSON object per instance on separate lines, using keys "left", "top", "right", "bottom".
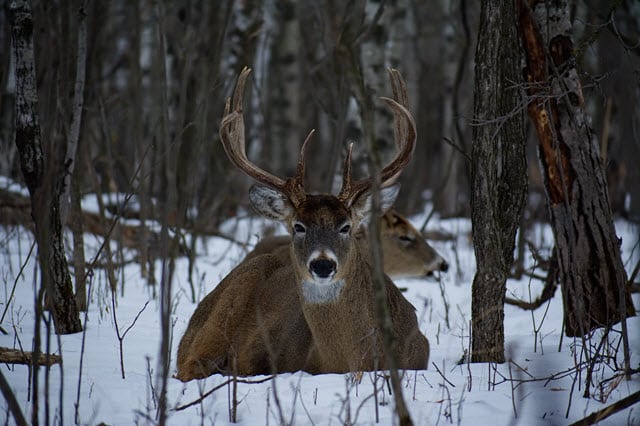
{"left": 440, "top": 260, "right": 449, "bottom": 272}
{"left": 309, "top": 258, "right": 337, "bottom": 279}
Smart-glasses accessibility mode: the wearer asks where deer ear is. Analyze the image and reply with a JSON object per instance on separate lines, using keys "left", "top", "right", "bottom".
{"left": 249, "top": 185, "right": 293, "bottom": 220}
{"left": 351, "top": 183, "right": 400, "bottom": 224}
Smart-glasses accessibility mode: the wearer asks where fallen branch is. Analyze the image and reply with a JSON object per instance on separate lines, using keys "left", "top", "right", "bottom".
{"left": 506, "top": 248, "right": 559, "bottom": 310}
{"left": 569, "top": 390, "right": 640, "bottom": 426}
{"left": 505, "top": 279, "right": 558, "bottom": 310}
{"left": 0, "top": 188, "right": 189, "bottom": 256}
{"left": 0, "top": 347, "right": 61, "bottom": 366}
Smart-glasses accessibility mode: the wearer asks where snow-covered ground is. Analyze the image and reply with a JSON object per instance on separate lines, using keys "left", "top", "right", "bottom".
{"left": 1, "top": 197, "right": 638, "bottom": 425}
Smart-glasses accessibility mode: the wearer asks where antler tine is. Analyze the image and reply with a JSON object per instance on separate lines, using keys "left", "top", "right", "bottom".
{"left": 283, "top": 129, "right": 315, "bottom": 206}
{"left": 379, "top": 68, "right": 414, "bottom": 185}
{"left": 388, "top": 68, "right": 408, "bottom": 152}
{"left": 338, "top": 69, "right": 416, "bottom": 206}
{"left": 219, "top": 67, "right": 287, "bottom": 191}
{"left": 340, "top": 143, "right": 355, "bottom": 196}
{"left": 377, "top": 98, "right": 416, "bottom": 184}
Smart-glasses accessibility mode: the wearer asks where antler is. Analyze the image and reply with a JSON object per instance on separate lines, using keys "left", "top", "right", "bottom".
{"left": 337, "top": 68, "right": 416, "bottom": 206}
{"left": 219, "top": 67, "right": 310, "bottom": 206}
{"left": 220, "top": 67, "right": 414, "bottom": 208}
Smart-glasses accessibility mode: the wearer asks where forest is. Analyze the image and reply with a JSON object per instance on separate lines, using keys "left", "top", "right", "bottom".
{"left": 1, "top": 0, "right": 639, "bottom": 425}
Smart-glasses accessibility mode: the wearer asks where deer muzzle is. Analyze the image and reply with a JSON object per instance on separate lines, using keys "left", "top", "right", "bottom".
{"left": 307, "top": 250, "right": 338, "bottom": 282}
{"left": 309, "top": 258, "right": 337, "bottom": 280}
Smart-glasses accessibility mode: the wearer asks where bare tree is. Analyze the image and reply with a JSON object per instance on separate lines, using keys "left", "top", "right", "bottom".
{"left": 518, "top": 0, "right": 635, "bottom": 340}
{"left": 470, "top": 0, "right": 527, "bottom": 363}
{"left": 8, "top": 0, "right": 82, "bottom": 335}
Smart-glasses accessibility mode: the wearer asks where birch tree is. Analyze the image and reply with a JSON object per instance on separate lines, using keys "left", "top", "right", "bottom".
{"left": 9, "top": 0, "right": 82, "bottom": 335}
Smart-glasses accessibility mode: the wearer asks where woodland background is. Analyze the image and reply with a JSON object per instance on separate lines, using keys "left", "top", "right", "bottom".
{"left": 1, "top": 0, "right": 639, "bottom": 236}
{"left": 1, "top": 0, "right": 640, "bottom": 424}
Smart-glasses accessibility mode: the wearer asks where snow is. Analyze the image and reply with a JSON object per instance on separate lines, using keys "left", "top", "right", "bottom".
{"left": 1, "top": 208, "right": 639, "bottom": 425}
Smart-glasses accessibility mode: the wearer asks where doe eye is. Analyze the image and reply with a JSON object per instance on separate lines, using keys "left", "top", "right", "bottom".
{"left": 398, "top": 235, "right": 414, "bottom": 244}
{"left": 339, "top": 224, "right": 351, "bottom": 234}
{"left": 293, "top": 223, "right": 306, "bottom": 234}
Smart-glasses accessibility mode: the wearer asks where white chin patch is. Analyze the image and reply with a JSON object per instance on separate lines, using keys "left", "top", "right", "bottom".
{"left": 302, "top": 279, "right": 345, "bottom": 304}
{"left": 311, "top": 272, "right": 336, "bottom": 283}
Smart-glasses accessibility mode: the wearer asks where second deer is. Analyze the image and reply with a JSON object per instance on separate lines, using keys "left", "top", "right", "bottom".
{"left": 176, "top": 68, "right": 429, "bottom": 381}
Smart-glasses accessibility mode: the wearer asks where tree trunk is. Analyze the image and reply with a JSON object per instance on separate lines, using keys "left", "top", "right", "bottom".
{"left": 435, "top": 0, "right": 462, "bottom": 217}
{"left": 518, "top": 0, "right": 635, "bottom": 337}
{"left": 9, "top": 1, "right": 82, "bottom": 335}
{"left": 470, "top": 0, "right": 527, "bottom": 363}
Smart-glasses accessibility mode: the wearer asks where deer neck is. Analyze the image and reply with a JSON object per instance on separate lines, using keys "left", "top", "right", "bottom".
{"left": 301, "top": 279, "right": 345, "bottom": 304}
{"left": 295, "top": 243, "right": 382, "bottom": 370}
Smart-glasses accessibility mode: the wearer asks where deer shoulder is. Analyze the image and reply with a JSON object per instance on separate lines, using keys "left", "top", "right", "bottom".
{"left": 176, "top": 252, "right": 319, "bottom": 380}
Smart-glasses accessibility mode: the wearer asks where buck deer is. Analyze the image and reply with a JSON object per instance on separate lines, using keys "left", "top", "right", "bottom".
{"left": 245, "top": 210, "right": 449, "bottom": 279}
{"left": 176, "top": 68, "right": 429, "bottom": 380}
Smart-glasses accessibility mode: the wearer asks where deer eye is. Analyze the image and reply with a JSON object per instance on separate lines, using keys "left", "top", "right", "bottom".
{"left": 398, "top": 235, "right": 415, "bottom": 245}
{"left": 293, "top": 222, "right": 306, "bottom": 234}
{"left": 339, "top": 224, "right": 351, "bottom": 235}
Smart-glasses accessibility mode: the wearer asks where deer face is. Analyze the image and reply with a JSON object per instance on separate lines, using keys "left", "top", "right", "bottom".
{"left": 222, "top": 67, "right": 414, "bottom": 302}
{"left": 249, "top": 184, "right": 400, "bottom": 302}
{"left": 381, "top": 212, "right": 449, "bottom": 278}
{"left": 289, "top": 196, "right": 351, "bottom": 284}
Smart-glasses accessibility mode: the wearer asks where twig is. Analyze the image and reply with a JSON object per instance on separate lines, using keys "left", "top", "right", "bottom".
{"left": 111, "top": 276, "right": 150, "bottom": 378}
{"left": 0, "top": 239, "right": 36, "bottom": 324}
{"left": 432, "top": 362, "right": 456, "bottom": 388}
{"left": 508, "top": 359, "right": 517, "bottom": 419}
{"left": 74, "top": 273, "right": 94, "bottom": 424}
{"left": 174, "top": 375, "right": 275, "bottom": 411}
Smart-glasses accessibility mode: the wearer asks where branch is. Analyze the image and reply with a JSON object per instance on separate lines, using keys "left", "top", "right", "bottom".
{"left": 173, "top": 375, "right": 275, "bottom": 411}
{"left": 0, "top": 347, "right": 61, "bottom": 366}
{"left": 505, "top": 278, "right": 558, "bottom": 310}
{"left": 569, "top": 390, "right": 640, "bottom": 426}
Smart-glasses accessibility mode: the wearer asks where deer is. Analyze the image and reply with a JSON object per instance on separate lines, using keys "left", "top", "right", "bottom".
{"left": 176, "top": 68, "right": 429, "bottom": 381}
{"left": 245, "top": 210, "right": 449, "bottom": 279}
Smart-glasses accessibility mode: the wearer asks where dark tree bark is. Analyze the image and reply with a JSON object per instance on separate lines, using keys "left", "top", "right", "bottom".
{"left": 470, "top": 0, "right": 527, "bottom": 363}
{"left": 9, "top": 1, "right": 82, "bottom": 334}
{"left": 518, "top": 0, "right": 635, "bottom": 337}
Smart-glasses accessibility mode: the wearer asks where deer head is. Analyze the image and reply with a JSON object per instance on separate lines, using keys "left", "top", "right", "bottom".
{"left": 220, "top": 67, "right": 416, "bottom": 303}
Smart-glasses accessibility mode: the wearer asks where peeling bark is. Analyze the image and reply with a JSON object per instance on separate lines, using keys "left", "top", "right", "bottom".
{"left": 518, "top": 0, "right": 634, "bottom": 337}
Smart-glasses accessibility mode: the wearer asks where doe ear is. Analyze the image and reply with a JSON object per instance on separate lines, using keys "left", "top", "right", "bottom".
{"left": 249, "top": 185, "right": 293, "bottom": 221}
{"left": 351, "top": 183, "right": 400, "bottom": 224}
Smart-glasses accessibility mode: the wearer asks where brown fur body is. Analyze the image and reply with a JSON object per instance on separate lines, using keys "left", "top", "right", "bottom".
{"left": 176, "top": 252, "right": 318, "bottom": 378}
{"left": 176, "top": 237, "right": 428, "bottom": 379}
{"left": 176, "top": 67, "right": 428, "bottom": 381}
